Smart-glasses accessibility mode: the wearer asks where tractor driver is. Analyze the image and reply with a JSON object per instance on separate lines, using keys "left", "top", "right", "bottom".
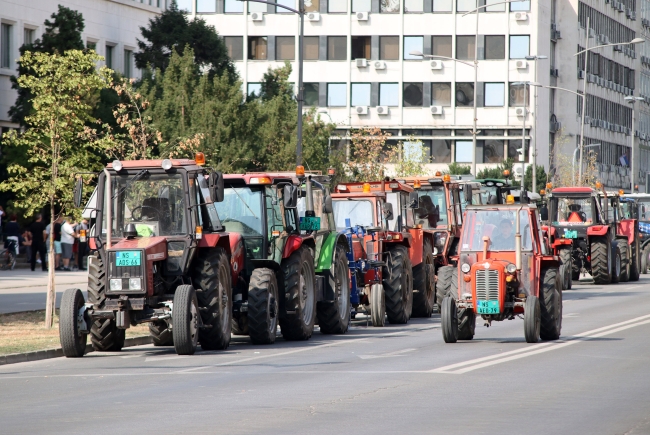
{"left": 491, "top": 219, "right": 515, "bottom": 250}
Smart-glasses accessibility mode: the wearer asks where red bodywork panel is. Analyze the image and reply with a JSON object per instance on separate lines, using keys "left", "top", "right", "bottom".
{"left": 552, "top": 187, "right": 596, "bottom": 194}
{"left": 587, "top": 225, "right": 609, "bottom": 236}
{"left": 407, "top": 228, "right": 423, "bottom": 267}
{"left": 617, "top": 220, "right": 636, "bottom": 245}
{"left": 197, "top": 232, "right": 245, "bottom": 286}
{"left": 110, "top": 237, "right": 168, "bottom": 296}
{"left": 223, "top": 172, "right": 301, "bottom": 185}
{"left": 282, "top": 234, "right": 315, "bottom": 259}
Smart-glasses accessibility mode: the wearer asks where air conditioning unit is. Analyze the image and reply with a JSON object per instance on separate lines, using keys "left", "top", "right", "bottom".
{"left": 585, "top": 116, "right": 591, "bottom": 124}
{"left": 515, "top": 12, "right": 528, "bottom": 21}
{"left": 430, "top": 105, "right": 444, "bottom": 115}
{"left": 355, "top": 106, "right": 369, "bottom": 115}
{"left": 578, "top": 70, "right": 586, "bottom": 79}
{"left": 603, "top": 35, "right": 610, "bottom": 44}
{"left": 376, "top": 105, "right": 389, "bottom": 115}
{"left": 551, "top": 23, "right": 557, "bottom": 31}
{"left": 356, "top": 11, "right": 369, "bottom": 21}
{"left": 515, "top": 107, "right": 526, "bottom": 116}
{"left": 307, "top": 12, "right": 320, "bottom": 21}
{"left": 251, "top": 12, "right": 264, "bottom": 21}
{"left": 587, "top": 74, "right": 595, "bottom": 83}
{"left": 626, "top": 8, "right": 632, "bottom": 18}
{"left": 589, "top": 28, "right": 596, "bottom": 38}
{"left": 516, "top": 60, "right": 527, "bottom": 69}
{"left": 599, "top": 119, "right": 605, "bottom": 128}
{"left": 373, "top": 60, "right": 386, "bottom": 70}
{"left": 631, "top": 11, "right": 636, "bottom": 20}
{"left": 618, "top": 2, "right": 625, "bottom": 12}
{"left": 554, "top": 30, "right": 562, "bottom": 40}
{"left": 356, "top": 58, "right": 368, "bottom": 68}
{"left": 430, "top": 60, "right": 443, "bottom": 70}
{"left": 614, "top": 44, "right": 622, "bottom": 51}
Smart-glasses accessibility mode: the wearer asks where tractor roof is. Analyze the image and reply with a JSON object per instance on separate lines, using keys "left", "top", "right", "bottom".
{"left": 466, "top": 204, "right": 537, "bottom": 211}
{"left": 108, "top": 159, "right": 202, "bottom": 171}
{"left": 333, "top": 180, "right": 413, "bottom": 194}
{"left": 551, "top": 187, "right": 596, "bottom": 194}
{"left": 622, "top": 193, "right": 650, "bottom": 200}
{"left": 223, "top": 172, "right": 301, "bottom": 185}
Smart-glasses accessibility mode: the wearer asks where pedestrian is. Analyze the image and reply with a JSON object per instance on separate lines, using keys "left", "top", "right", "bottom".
{"left": 60, "top": 215, "right": 77, "bottom": 271}
{"left": 22, "top": 229, "right": 32, "bottom": 262}
{"left": 75, "top": 218, "right": 89, "bottom": 271}
{"left": 46, "top": 217, "right": 63, "bottom": 270}
{"left": 29, "top": 214, "right": 47, "bottom": 272}
{"left": 4, "top": 214, "right": 21, "bottom": 257}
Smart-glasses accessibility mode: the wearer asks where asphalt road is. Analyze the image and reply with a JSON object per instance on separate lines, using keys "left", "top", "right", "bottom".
{"left": 0, "top": 270, "right": 87, "bottom": 313}
{"left": 1, "top": 276, "right": 650, "bottom": 435}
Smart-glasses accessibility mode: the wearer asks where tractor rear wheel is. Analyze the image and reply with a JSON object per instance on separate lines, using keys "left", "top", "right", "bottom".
{"left": 87, "top": 255, "right": 124, "bottom": 352}
{"left": 317, "top": 244, "right": 351, "bottom": 334}
{"left": 571, "top": 253, "right": 581, "bottom": 282}
{"left": 172, "top": 285, "right": 199, "bottom": 355}
{"left": 611, "top": 244, "right": 622, "bottom": 284}
{"left": 558, "top": 247, "right": 572, "bottom": 290}
{"left": 441, "top": 296, "right": 458, "bottom": 343}
{"left": 590, "top": 237, "right": 612, "bottom": 285}
{"left": 370, "top": 283, "right": 385, "bottom": 327}
{"left": 247, "top": 268, "right": 279, "bottom": 344}
{"left": 524, "top": 295, "right": 541, "bottom": 343}
{"left": 59, "top": 288, "right": 87, "bottom": 358}
{"left": 618, "top": 241, "right": 630, "bottom": 283}
{"left": 457, "top": 306, "right": 475, "bottom": 340}
{"left": 149, "top": 321, "right": 173, "bottom": 346}
{"left": 630, "top": 240, "right": 640, "bottom": 281}
{"left": 280, "top": 247, "right": 317, "bottom": 341}
{"left": 539, "top": 268, "right": 562, "bottom": 341}
{"left": 383, "top": 245, "right": 413, "bottom": 324}
{"left": 412, "top": 239, "right": 435, "bottom": 317}
{"left": 642, "top": 244, "right": 650, "bottom": 275}
{"left": 436, "top": 265, "right": 457, "bottom": 306}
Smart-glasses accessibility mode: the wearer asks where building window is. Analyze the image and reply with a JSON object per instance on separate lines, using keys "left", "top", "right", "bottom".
{"left": 455, "top": 140, "right": 473, "bottom": 163}
{"left": 304, "top": 36, "right": 319, "bottom": 60}
{"left": 249, "top": 1, "right": 267, "bottom": 12}
{"left": 247, "top": 83, "right": 262, "bottom": 97}
{"left": 304, "top": 83, "right": 319, "bottom": 106}
{"left": 24, "top": 28, "right": 35, "bottom": 45}
{"left": 1, "top": 24, "right": 12, "bottom": 69}
{"left": 381, "top": 0, "right": 400, "bottom": 13}
{"left": 432, "top": 36, "right": 452, "bottom": 58}
{"left": 456, "top": 0, "right": 476, "bottom": 12}
{"left": 485, "top": 0, "right": 505, "bottom": 11}
{"left": 403, "top": 83, "right": 423, "bottom": 107}
{"left": 431, "top": 131, "right": 452, "bottom": 162}
{"left": 105, "top": 45, "right": 114, "bottom": 69}
{"left": 433, "top": 0, "right": 452, "bottom": 11}
{"left": 510, "top": 0, "right": 530, "bottom": 11}
{"left": 456, "top": 35, "right": 475, "bottom": 61}
{"left": 351, "top": 83, "right": 371, "bottom": 106}
{"left": 276, "top": 0, "right": 295, "bottom": 13}
{"left": 197, "top": 0, "right": 217, "bottom": 12}
{"left": 432, "top": 83, "right": 452, "bottom": 106}
{"left": 484, "top": 82, "right": 505, "bottom": 107}
{"left": 509, "top": 35, "right": 530, "bottom": 59}
{"left": 87, "top": 41, "right": 97, "bottom": 52}
{"left": 509, "top": 83, "right": 530, "bottom": 106}
{"left": 484, "top": 35, "right": 505, "bottom": 60}
{"left": 328, "top": 36, "right": 346, "bottom": 60}
{"left": 456, "top": 83, "right": 474, "bottom": 107}
{"left": 379, "top": 83, "right": 399, "bottom": 106}
{"left": 329, "top": 0, "right": 348, "bottom": 12}
{"left": 405, "top": 0, "right": 424, "bottom": 12}
{"left": 225, "top": 0, "right": 244, "bottom": 12}
{"left": 124, "top": 49, "right": 132, "bottom": 78}
{"left": 351, "top": 36, "right": 371, "bottom": 59}
{"left": 380, "top": 36, "right": 399, "bottom": 60}
{"left": 248, "top": 36, "right": 268, "bottom": 60}
{"left": 225, "top": 36, "right": 243, "bottom": 61}
{"left": 483, "top": 130, "right": 504, "bottom": 163}
{"left": 305, "top": 0, "right": 320, "bottom": 12}
{"left": 404, "top": 36, "right": 423, "bottom": 60}
{"left": 327, "top": 83, "right": 347, "bottom": 107}
{"left": 276, "top": 36, "right": 295, "bottom": 60}
{"left": 177, "top": 0, "right": 193, "bottom": 12}
{"left": 352, "top": 0, "right": 372, "bottom": 12}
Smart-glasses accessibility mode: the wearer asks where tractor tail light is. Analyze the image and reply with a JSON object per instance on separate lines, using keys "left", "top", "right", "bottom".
{"left": 196, "top": 226, "right": 203, "bottom": 240}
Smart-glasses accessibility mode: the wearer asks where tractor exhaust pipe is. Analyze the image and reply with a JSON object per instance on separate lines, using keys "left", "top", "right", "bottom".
{"left": 305, "top": 175, "right": 315, "bottom": 217}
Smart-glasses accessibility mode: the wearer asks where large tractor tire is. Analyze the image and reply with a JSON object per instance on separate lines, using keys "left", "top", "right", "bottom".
{"left": 539, "top": 268, "right": 562, "bottom": 341}
{"left": 247, "top": 268, "right": 279, "bottom": 344}
{"left": 611, "top": 244, "right": 622, "bottom": 284}
{"left": 457, "top": 306, "right": 475, "bottom": 341}
{"left": 149, "top": 321, "right": 173, "bottom": 346}
{"left": 642, "top": 244, "right": 650, "bottom": 275}
{"left": 441, "top": 296, "right": 458, "bottom": 343}
{"left": 317, "top": 244, "right": 351, "bottom": 334}
{"left": 383, "top": 245, "right": 413, "bottom": 324}
{"left": 412, "top": 239, "right": 435, "bottom": 318}
{"left": 618, "top": 241, "right": 630, "bottom": 283}
{"left": 558, "top": 247, "right": 572, "bottom": 290}
{"left": 87, "top": 256, "right": 124, "bottom": 352}
{"left": 172, "top": 285, "right": 199, "bottom": 355}
{"left": 524, "top": 295, "right": 541, "bottom": 343}
{"left": 192, "top": 248, "right": 232, "bottom": 351}
{"left": 279, "top": 247, "right": 317, "bottom": 341}
{"left": 59, "top": 288, "right": 88, "bottom": 358}
{"left": 590, "top": 237, "right": 612, "bottom": 285}
{"left": 370, "top": 283, "right": 386, "bottom": 327}
{"left": 630, "top": 239, "right": 640, "bottom": 282}
{"left": 436, "top": 265, "right": 458, "bottom": 306}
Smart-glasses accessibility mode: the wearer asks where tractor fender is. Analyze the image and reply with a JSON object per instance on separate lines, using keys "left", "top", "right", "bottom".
{"left": 552, "top": 238, "right": 572, "bottom": 249}
{"left": 198, "top": 233, "right": 245, "bottom": 286}
{"left": 316, "top": 232, "right": 350, "bottom": 273}
{"left": 617, "top": 220, "right": 637, "bottom": 246}
{"left": 282, "top": 234, "right": 316, "bottom": 259}
{"left": 250, "top": 259, "right": 282, "bottom": 272}
{"left": 587, "top": 225, "right": 609, "bottom": 237}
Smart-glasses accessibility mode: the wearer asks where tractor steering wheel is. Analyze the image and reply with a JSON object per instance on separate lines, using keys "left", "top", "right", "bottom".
{"left": 131, "top": 205, "right": 160, "bottom": 222}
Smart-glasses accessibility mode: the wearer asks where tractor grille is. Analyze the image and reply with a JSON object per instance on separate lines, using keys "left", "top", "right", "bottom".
{"left": 475, "top": 269, "right": 499, "bottom": 300}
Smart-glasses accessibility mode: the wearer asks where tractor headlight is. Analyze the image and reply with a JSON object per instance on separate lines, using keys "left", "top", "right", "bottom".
{"left": 506, "top": 263, "right": 517, "bottom": 274}
{"left": 129, "top": 278, "right": 142, "bottom": 291}
{"left": 461, "top": 263, "right": 471, "bottom": 273}
{"left": 110, "top": 279, "right": 123, "bottom": 291}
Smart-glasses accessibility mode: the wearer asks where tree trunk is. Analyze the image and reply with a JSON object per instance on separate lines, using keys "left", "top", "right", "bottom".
{"left": 45, "top": 201, "right": 56, "bottom": 328}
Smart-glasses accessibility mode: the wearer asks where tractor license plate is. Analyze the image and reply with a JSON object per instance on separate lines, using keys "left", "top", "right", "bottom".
{"left": 115, "top": 251, "right": 141, "bottom": 267}
{"left": 564, "top": 230, "right": 578, "bottom": 239}
{"left": 300, "top": 216, "right": 321, "bottom": 231}
{"left": 476, "top": 300, "right": 500, "bottom": 314}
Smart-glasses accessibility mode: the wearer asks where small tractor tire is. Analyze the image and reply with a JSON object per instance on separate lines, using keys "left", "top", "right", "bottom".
{"left": 232, "top": 316, "right": 249, "bottom": 336}
{"left": 370, "top": 283, "right": 386, "bottom": 327}
{"left": 441, "top": 296, "right": 459, "bottom": 343}
{"left": 590, "top": 237, "right": 612, "bottom": 285}
{"left": 539, "top": 267, "right": 562, "bottom": 341}
{"left": 412, "top": 239, "right": 435, "bottom": 318}
{"left": 611, "top": 244, "right": 622, "bottom": 284}
{"left": 618, "top": 241, "right": 630, "bottom": 283}
{"left": 59, "top": 288, "right": 87, "bottom": 358}
{"left": 558, "top": 247, "right": 572, "bottom": 290}
{"left": 279, "top": 247, "right": 317, "bottom": 341}
{"left": 642, "top": 244, "right": 650, "bottom": 275}
{"left": 172, "top": 285, "right": 199, "bottom": 355}
{"left": 87, "top": 256, "right": 124, "bottom": 352}
{"left": 436, "top": 265, "right": 457, "bottom": 306}
{"left": 571, "top": 254, "right": 581, "bottom": 282}
{"left": 524, "top": 295, "right": 541, "bottom": 343}
{"left": 149, "top": 321, "right": 173, "bottom": 346}
{"left": 383, "top": 245, "right": 413, "bottom": 324}
{"left": 317, "top": 244, "right": 351, "bottom": 334}
{"left": 247, "top": 268, "right": 279, "bottom": 344}
{"left": 457, "top": 306, "right": 475, "bottom": 340}
{"left": 630, "top": 240, "right": 640, "bottom": 282}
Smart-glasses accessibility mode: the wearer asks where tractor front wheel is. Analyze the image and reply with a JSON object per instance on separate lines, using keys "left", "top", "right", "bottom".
{"left": 436, "top": 265, "right": 457, "bottom": 306}
{"left": 247, "top": 268, "right": 279, "bottom": 344}
{"left": 317, "top": 244, "right": 351, "bottom": 334}
{"left": 558, "top": 247, "right": 572, "bottom": 290}
{"left": 412, "top": 239, "right": 435, "bottom": 317}
{"left": 618, "top": 241, "right": 630, "bottom": 283}
{"left": 539, "top": 268, "right": 562, "bottom": 341}
{"left": 642, "top": 244, "right": 650, "bottom": 274}
{"left": 590, "top": 237, "right": 612, "bottom": 285}
{"left": 524, "top": 295, "right": 541, "bottom": 343}
{"left": 630, "top": 239, "right": 640, "bottom": 281}
{"left": 441, "top": 296, "right": 458, "bottom": 343}
{"left": 172, "top": 285, "right": 199, "bottom": 355}
{"left": 611, "top": 244, "right": 622, "bottom": 284}
{"left": 280, "top": 247, "right": 317, "bottom": 341}
{"left": 59, "top": 288, "right": 87, "bottom": 358}
{"left": 383, "top": 245, "right": 413, "bottom": 324}
{"left": 457, "top": 306, "right": 475, "bottom": 340}
{"left": 370, "top": 283, "right": 386, "bottom": 327}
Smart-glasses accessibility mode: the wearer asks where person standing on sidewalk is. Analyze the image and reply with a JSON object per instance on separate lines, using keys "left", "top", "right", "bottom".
{"left": 60, "top": 216, "right": 77, "bottom": 271}
{"left": 0, "top": 205, "right": 5, "bottom": 241}
{"left": 30, "top": 214, "right": 47, "bottom": 271}
{"left": 75, "top": 218, "right": 89, "bottom": 271}
{"left": 4, "top": 214, "right": 21, "bottom": 256}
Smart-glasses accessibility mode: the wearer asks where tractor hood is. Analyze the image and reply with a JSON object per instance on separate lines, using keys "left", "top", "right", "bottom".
{"left": 110, "top": 237, "right": 168, "bottom": 262}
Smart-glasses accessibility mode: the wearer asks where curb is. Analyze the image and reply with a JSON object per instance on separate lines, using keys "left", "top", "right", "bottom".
{"left": 0, "top": 336, "right": 153, "bottom": 366}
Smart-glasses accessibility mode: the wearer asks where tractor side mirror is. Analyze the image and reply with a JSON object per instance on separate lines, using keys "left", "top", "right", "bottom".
{"left": 73, "top": 177, "right": 83, "bottom": 208}
{"left": 540, "top": 205, "right": 549, "bottom": 221}
{"left": 322, "top": 195, "right": 333, "bottom": 214}
{"left": 283, "top": 185, "right": 298, "bottom": 209}
{"left": 382, "top": 202, "right": 394, "bottom": 221}
{"left": 409, "top": 192, "right": 419, "bottom": 209}
{"left": 463, "top": 184, "right": 472, "bottom": 204}
{"left": 209, "top": 171, "right": 225, "bottom": 203}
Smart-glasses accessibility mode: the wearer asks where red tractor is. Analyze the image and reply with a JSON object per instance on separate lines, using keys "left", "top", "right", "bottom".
{"left": 438, "top": 202, "right": 562, "bottom": 343}
{"left": 60, "top": 155, "right": 243, "bottom": 357}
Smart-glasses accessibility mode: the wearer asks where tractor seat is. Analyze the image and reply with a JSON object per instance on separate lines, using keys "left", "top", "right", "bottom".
{"left": 142, "top": 197, "right": 172, "bottom": 232}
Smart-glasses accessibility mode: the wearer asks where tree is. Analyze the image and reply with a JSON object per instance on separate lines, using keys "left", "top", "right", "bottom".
{"left": 0, "top": 50, "right": 112, "bottom": 328}
{"left": 135, "top": 1, "right": 236, "bottom": 80}
{"left": 346, "top": 128, "right": 390, "bottom": 181}
{"left": 476, "top": 158, "right": 515, "bottom": 179}
{"left": 445, "top": 162, "right": 472, "bottom": 175}
{"left": 524, "top": 164, "right": 548, "bottom": 193}
{"left": 388, "top": 138, "right": 429, "bottom": 177}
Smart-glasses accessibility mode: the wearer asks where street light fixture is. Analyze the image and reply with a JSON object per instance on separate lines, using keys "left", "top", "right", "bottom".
{"left": 625, "top": 96, "right": 644, "bottom": 192}
{"left": 524, "top": 55, "right": 548, "bottom": 193}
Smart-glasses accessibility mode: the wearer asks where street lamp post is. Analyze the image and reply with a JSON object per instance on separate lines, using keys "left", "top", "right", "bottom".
{"left": 625, "top": 96, "right": 644, "bottom": 192}
{"left": 512, "top": 81, "right": 531, "bottom": 191}
{"left": 524, "top": 54, "right": 548, "bottom": 193}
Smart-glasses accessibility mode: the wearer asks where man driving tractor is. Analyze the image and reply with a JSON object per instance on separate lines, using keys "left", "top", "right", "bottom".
{"left": 491, "top": 219, "right": 515, "bottom": 250}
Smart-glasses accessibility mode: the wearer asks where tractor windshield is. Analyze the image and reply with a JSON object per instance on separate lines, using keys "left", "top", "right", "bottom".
{"left": 332, "top": 200, "right": 374, "bottom": 231}
{"left": 554, "top": 196, "right": 593, "bottom": 225}
{"left": 461, "top": 209, "right": 533, "bottom": 252}
{"left": 216, "top": 186, "right": 264, "bottom": 237}
{"left": 415, "top": 186, "right": 447, "bottom": 228}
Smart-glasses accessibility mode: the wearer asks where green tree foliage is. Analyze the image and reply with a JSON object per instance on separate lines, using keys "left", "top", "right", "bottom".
{"left": 446, "top": 162, "right": 472, "bottom": 175}
{"left": 524, "top": 164, "right": 548, "bottom": 192}
{"left": 135, "top": 1, "right": 236, "bottom": 80}
{"left": 389, "top": 139, "right": 428, "bottom": 177}
{"left": 476, "top": 158, "right": 515, "bottom": 179}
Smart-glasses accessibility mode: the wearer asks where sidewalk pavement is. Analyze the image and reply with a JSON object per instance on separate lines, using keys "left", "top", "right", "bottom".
{"left": 0, "top": 269, "right": 88, "bottom": 314}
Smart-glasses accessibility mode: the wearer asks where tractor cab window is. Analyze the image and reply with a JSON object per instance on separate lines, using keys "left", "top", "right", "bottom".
{"left": 461, "top": 209, "right": 533, "bottom": 252}
{"left": 416, "top": 186, "right": 447, "bottom": 229}
{"left": 105, "top": 172, "right": 187, "bottom": 238}
{"left": 216, "top": 185, "right": 265, "bottom": 259}
{"left": 298, "top": 186, "right": 328, "bottom": 231}
{"left": 332, "top": 199, "right": 374, "bottom": 231}
{"left": 554, "top": 197, "right": 593, "bottom": 225}
{"left": 265, "top": 186, "right": 283, "bottom": 236}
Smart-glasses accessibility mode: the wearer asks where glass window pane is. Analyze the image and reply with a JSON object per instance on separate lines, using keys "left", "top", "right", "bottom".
{"left": 403, "top": 83, "right": 423, "bottom": 107}
{"left": 404, "top": 36, "right": 423, "bottom": 60}
{"left": 431, "top": 138, "right": 452, "bottom": 162}
{"left": 305, "top": 0, "right": 320, "bottom": 12}
{"left": 433, "top": 0, "right": 452, "bottom": 11}
{"left": 225, "top": 36, "right": 243, "bottom": 61}
{"left": 457, "top": 0, "right": 476, "bottom": 12}
{"left": 328, "top": 36, "right": 347, "bottom": 60}
{"left": 304, "top": 83, "right": 319, "bottom": 106}
{"left": 380, "top": 83, "right": 399, "bottom": 106}
{"left": 510, "top": 0, "right": 530, "bottom": 11}
{"left": 381, "top": 0, "right": 400, "bottom": 12}
{"left": 328, "top": 83, "right": 347, "bottom": 107}
{"left": 456, "top": 35, "right": 475, "bottom": 61}
{"left": 509, "top": 35, "right": 529, "bottom": 59}
{"left": 484, "top": 82, "right": 505, "bottom": 107}
{"left": 455, "top": 141, "right": 473, "bottom": 162}
{"left": 432, "top": 83, "right": 451, "bottom": 106}
{"left": 24, "top": 28, "right": 34, "bottom": 45}
{"left": 455, "top": 82, "right": 474, "bottom": 107}
{"left": 484, "top": 35, "right": 505, "bottom": 60}
{"left": 105, "top": 45, "right": 113, "bottom": 69}
{"left": 225, "top": 0, "right": 244, "bottom": 12}
{"left": 248, "top": 83, "right": 262, "bottom": 97}
{"left": 1, "top": 24, "right": 11, "bottom": 69}
{"left": 276, "top": 36, "right": 295, "bottom": 60}
{"left": 485, "top": 0, "right": 505, "bottom": 11}
{"left": 197, "top": 0, "right": 216, "bottom": 12}
{"left": 432, "top": 36, "right": 452, "bottom": 58}
{"left": 177, "top": 0, "right": 193, "bottom": 12}
{"left": 124, "top": 50, "right": 132, "bottom": 78}
{"left": 380, "top": 36, "right": 399, "bottom": 60}
{"left": 352, "top": 0, "right": 371, "bottom": 11}
{"left": 508, "top": 83, "right": 529, "bottom": 106}
{"left": 405, "top": 0, "right": 424, "bottom": 12}
{"left": 276, "top": 0, "right": 295, "bottom": 13}
{"left": 329, "top": 0, "right": 348, "bottom": 12}
{"left": 249, "top": 1, "right": 266, "bottom": 12}
{"left": 352, "top": 36, "right": 371, "bottom": 59}
{"left": 248, "top": 36, "right": 268, "bottom": 60}
{"left": 483, "top": 138, "right": 504, "bottom": 163}
{"left": 304, "top": 36, "right": 319, "bottom": 60}
{"left": 351, "top": 83, "right": 371, "bottom": 106}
